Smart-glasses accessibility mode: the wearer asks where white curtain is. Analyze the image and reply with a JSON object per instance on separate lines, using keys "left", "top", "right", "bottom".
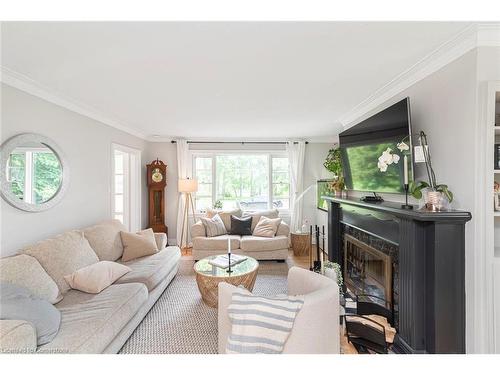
{"left": 176, "top": 139, "right": 190, "bottom": 247}
{"left": 287, "top": 141, "right": 306, "bottom": 233}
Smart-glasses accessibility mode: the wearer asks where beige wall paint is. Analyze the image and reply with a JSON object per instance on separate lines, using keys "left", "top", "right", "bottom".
{"left": 0, "top": 84, "right": 148, "bottom": 256}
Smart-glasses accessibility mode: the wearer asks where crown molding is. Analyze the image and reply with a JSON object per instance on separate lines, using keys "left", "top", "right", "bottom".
{"left": 0, "top": 66, "right": 148, "bottom": 140}
{"left": 146, "top": 136, "right": 334, "bottom": 143}
{"left": 147, "top": 135, "right": 176, "bottom": 142}
{"left": 339, "top": 23, "right": 500, "bottom": 128}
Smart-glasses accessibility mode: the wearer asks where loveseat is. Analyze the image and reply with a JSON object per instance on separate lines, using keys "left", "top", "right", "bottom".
{"left": 191, "top": 209, "right": 290, "bottom": 261}
{"left": 0, "top": 220, "right": 181, "bottom": 354}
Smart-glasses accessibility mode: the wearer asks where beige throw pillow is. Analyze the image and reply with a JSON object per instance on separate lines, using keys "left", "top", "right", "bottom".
{"left": 242, "top": 209, "right": 279, "bottom": 231}
{"left": 201, "top": 214, "right": 227, "bottom": 237}
{"left": 0, "top": 254, "right": 62, "bottom": 304}
{"left": 64, "top": 261, "right": 131, "bottom": 294}
{"left": 22, "top": 230, "right": 100, "bottom": 295}
{"left": 120, "top": 228, "right": 158, "bottom": 262}
{"left": 252, "top": 216, "right": 282, "bottom": 238}
{"left": 83, "top": 219, "right": 127, "bottom": 261}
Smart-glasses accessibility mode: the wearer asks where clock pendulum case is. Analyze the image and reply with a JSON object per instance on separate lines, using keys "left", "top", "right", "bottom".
{"left": 146, "top": 159, "right": 168, "bottom": 234}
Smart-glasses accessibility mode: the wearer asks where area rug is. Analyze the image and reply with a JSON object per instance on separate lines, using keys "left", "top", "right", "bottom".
{"left": 119, "top": 259, "right": 289, "bottom": 354}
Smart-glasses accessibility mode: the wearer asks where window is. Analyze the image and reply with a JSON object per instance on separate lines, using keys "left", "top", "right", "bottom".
{"left": 271, "top": 157, "right": 290, "bottom": 210}
{"left": 111, "top": 144, "right": 141, "bottom": 231}
{"left": 7, "top": 147, "right": 62, "bottom": 204}
{"left": 194, "top": 156, "right": 213, "bottom": 211}
{"left": 193, "top": 153, "right": 290, "bottom": 212}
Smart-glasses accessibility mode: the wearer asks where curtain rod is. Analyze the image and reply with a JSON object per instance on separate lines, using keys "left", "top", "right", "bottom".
{"left": 170, "top": 140, "right": 308, "bottom": 145}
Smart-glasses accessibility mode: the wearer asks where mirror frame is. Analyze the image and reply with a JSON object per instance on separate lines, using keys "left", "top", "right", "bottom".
{"left": 0, "top": 133, "right": 70, "bottom": 212}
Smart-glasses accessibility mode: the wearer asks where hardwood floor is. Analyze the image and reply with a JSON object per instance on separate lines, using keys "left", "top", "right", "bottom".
{"left": 181, "top": 245, "right": 358, "bottom": 354}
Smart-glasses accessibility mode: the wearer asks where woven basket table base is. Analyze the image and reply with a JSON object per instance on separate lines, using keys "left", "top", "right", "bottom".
{"left": 195, "top": 265, "right": 258, "bottom": 308}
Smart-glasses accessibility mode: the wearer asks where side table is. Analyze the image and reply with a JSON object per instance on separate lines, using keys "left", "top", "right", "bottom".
{"left": 290, "top": 232, "right": 311, "bottom": 256}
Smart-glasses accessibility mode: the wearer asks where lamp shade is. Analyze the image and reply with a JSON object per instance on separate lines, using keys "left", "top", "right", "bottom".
{"left": 178, "top": 178, "right": 198, "bottom": 193}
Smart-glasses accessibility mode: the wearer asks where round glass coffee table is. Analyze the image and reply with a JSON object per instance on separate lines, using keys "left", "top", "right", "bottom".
{"left": 194, "top": 255, "right": 259, "bottom": 308}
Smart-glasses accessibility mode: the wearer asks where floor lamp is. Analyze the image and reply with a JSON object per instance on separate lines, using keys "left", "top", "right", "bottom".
{"left": 178, "top": 178, "right": 198, "bottom": 250}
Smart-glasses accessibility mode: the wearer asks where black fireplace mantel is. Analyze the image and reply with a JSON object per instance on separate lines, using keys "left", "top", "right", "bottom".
{"left": 324, "top": 196, "right": 472, "bottom": 354}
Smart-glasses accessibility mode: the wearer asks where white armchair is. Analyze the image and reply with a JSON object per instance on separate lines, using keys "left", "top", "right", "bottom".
{"left": 218, "top": 266, "right": 340, "bottom": 354}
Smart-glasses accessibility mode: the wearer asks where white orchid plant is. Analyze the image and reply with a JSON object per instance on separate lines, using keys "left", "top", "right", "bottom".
{"left": 377, "top": 141, "right": 410, "bottom": 172}
{"left": 377, "top": 132, "right": 454, "bottom": 203}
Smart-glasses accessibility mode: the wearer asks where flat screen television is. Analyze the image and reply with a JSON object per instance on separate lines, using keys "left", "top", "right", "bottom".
{"left": 339, "top": 98, "right": 413, "bottom": 194}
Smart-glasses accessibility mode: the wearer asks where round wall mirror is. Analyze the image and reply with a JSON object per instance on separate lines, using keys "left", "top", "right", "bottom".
{"left": 0, "top": 133, "right": 69, "bottom": 212}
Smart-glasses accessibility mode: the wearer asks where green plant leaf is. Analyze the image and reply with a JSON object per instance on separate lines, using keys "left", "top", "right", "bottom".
{"left": 412, "top": 188, "right": 423, "bottom": 200}
{"left": 442, "top": 187, "right": 454, "bottom": 203}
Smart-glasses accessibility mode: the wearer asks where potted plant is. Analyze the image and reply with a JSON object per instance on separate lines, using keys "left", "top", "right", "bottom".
{"left": 324, "top": 145, "right": 345, "bottom": 196}
{"left": 323, "top": 261, "right": 344, "bottom": 299}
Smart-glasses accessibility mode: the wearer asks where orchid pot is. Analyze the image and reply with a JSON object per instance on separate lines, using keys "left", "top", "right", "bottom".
{"left": 421, "top": 188, "right": 450, "bottom": 211}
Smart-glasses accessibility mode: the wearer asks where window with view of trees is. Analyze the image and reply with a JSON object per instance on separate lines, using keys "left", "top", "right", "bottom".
{"left": 7, "top": 149, "right": 62, "bottom": 204}
{"left": 193, "top": 153, "right": 290, "bottom": 212}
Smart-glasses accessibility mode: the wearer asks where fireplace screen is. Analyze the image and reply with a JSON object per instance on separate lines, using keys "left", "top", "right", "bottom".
{"left": 344, "top": 234, "right": 392, "bottom": 306}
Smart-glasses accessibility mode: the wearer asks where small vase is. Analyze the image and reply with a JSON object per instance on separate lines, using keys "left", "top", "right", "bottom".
{"left": 424, "top": 190, "right": 450, "bottom": 211}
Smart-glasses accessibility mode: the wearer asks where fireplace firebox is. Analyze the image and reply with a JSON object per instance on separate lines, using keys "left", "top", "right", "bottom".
{"left": 344, "top": 234, "right": 392, "bottom": 307}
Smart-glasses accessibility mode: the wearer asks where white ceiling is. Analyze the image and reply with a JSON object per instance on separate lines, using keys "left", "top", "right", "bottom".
{"left": 1, "top": 22, "right": 472, "bottom": 141}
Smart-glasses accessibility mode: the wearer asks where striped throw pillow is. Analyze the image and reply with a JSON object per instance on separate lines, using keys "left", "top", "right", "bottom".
{"left": 200, "top": 214, "right": 227, "bottom": 237}
{"left": 226, "top": 289, "right": 304, "bottom": 354}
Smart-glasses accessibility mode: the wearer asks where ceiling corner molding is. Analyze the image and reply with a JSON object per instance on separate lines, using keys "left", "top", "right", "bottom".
{"left": 0, "top": 66, "right": 148, "bottom": 140}
{"left": 147, "top": 135, "right": 176, "bottom": 143}
{"left": 339, "top": 23, "right": 500, "bottom": 128}
{"left": 477, "top": 23, "right": 500, "bottom": 47}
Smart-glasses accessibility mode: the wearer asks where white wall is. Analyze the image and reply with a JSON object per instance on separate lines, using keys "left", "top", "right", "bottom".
{"left": 0, "top": 84, "right": 148, "bottom": 256}
{"left": 302, "top": 143, "right": 334, "bottom": 248}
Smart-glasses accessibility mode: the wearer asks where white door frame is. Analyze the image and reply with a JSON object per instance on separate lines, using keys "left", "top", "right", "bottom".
{"left": 475, "top": 80, "right": 500, "bottom": 353}
{"left": 111, "top": 143, "right": 141, "bottom": 232}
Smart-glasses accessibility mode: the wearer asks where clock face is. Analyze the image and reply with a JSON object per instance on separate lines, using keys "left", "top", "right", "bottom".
{"left": 152, "top": 168, "right": 163, "bottom": 183}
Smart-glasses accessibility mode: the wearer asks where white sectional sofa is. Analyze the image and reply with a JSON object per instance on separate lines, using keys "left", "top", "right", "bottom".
{"left": 191, "top": 209, "right": 290, "bottom": 261}
{"left": 0, "top": 220, "right": 181, "bottom": 354}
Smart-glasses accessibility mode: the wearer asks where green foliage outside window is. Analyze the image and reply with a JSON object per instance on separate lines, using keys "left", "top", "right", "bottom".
{"left": 216, "top": 155, "right": 269, "bottom": 209}
{"left": 33, "top": 153, "right": 62, "bottom": 203}
{"left": 8, "top": 152, "right": 62, "bottom": 203}
{"left": 346, "top": 142, "right": 405, "bottom": 193}
{"left": 9, "top": 153, "right": 25, "bottom": 199}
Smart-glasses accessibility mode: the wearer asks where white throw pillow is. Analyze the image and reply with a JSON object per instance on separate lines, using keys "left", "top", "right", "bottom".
{"left": 252, "top": 216, "right": 282, "bottom": 238}
{"left": 206, "top": 208, "right": 242, "bottom": 232}
{"left": 64, "top": 261, "right": 131, "bottom": 294}
{"left": 120, "top": 228, "right": 159, "bottom": 262}
{"left": 201, "top": 214, "right": 227, "bottom": 237}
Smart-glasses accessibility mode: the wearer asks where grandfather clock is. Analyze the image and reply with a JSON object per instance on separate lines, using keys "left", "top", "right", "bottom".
{"left": 147, "top": 159, "right": 168, "bottom": 234}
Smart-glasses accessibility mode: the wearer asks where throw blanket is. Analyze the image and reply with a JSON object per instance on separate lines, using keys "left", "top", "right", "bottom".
{"left": 226, "top": 290, "right": 304, "bottom": 354}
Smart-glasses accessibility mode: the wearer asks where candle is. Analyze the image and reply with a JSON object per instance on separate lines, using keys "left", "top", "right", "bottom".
{"left": 320, "top": 251, "right": 324, "bottom": 274}
{"left": 403, "top": 154, "right": 409, "bottom": 185}
{"left": 228, "top": 237, "right": 231, "bottom": 254}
